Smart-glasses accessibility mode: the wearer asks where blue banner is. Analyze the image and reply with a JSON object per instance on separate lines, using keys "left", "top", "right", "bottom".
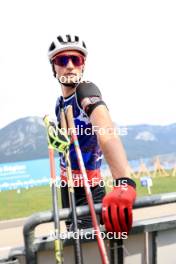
{"left": 0, "top": 158, "right": 60, "bottom": 191}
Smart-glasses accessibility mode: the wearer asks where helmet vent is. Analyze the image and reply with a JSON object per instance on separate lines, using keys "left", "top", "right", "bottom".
{"left": 82, "top": 41, "right": 86, "bottom": 48}
{"left": 75, "top": 36, "right": 79, "bottom": 42}
{"left": 49, "top": 42, "right": 56, "bottom": 51}
{"left": 57, "top": 35, "right": 64, "bottom": 43}
{"left": 66, "top": 34, "right": 71, "bottom": 42}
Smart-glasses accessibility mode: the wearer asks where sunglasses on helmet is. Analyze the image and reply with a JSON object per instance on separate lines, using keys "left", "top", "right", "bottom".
{"left": 53, "top": 54, "right": 85, "bottom": 67}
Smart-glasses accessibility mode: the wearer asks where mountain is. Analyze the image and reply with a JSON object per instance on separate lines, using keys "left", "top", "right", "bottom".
{"left": 121, "top": 123, "right": 176, "bottom": 160}
{"left": 0, "top": 117, "right": 176, "bottom": 163}
{"left": 0, "top": 117, "right": 48, "bottom": 163}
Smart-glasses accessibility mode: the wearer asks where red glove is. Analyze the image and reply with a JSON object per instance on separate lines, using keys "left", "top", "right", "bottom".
{"left": 102, "top": 178, "right": 136, "bottom": 234}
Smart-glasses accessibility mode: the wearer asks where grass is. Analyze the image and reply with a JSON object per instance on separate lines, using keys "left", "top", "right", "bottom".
{"left": 0, "top": 173, "right": 176, "bottom": 221}
{"left": 135, "top": 175, "right": 176, "bottom": 196}
{"left": 0, "top": 185, "right": 54, "bottom": 220}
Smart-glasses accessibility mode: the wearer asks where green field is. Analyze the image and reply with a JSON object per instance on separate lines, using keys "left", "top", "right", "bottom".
{"left": 0, "top": 174, "right": 176, "bottom": 221}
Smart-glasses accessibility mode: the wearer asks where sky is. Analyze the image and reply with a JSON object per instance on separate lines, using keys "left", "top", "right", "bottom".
{"left": 0, "top": 0, "right": 176, "bottom": 129}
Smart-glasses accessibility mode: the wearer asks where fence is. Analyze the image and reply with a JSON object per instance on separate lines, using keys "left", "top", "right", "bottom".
{"left": 1, "top": 192, "right": 176, "bottom": 264}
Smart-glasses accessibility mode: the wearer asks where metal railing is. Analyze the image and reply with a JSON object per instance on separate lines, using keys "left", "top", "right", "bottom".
{"left": 22, "top": 192, "right": 176, "bottom": 264}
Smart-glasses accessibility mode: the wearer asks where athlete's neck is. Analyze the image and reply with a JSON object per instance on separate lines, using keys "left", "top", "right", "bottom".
{"left": 61, "top": 84, "right": 76, "bottom": 98}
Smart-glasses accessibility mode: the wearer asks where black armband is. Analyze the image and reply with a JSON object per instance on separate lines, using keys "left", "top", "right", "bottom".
{"left": 76, "top": 82, "right": 107, "bottom": 117}
{"left": 114, "top": 177, "right": 136, "bottom": 189}
{"left": 86, "top": 100, "right": 107, "bottom": 117}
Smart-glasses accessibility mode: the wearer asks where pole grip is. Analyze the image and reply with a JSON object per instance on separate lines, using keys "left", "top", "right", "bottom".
{"left": 60, "top": 107, "right": 67, "bottom": 131}
{"left": 66, "top": 105, "right": 75, "bottom": 133}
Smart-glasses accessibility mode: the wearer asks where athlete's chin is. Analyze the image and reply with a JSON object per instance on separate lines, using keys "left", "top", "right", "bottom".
{"left": 59, "top": 74, "right": 82, "bottom": 87}
{"left": 67, "top": 74, "right": 82, "bottom": 82}
{"left": 64, "top": 80, "right": 78, "bottom": 85}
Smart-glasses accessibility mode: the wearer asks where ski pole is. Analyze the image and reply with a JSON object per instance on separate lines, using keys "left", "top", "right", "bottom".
{"left": 60, "top": 106, "right": 84, "bottom": 264}
{"left": 43, "top": 116, "right": 63, "bottom": 264}
{"left": 66, "top": 105, "right": 109, "bottom": 264}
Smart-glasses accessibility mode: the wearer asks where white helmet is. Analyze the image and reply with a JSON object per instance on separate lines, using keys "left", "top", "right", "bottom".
{"left": 48, "top": 34, "right": 88, "bottom": 61}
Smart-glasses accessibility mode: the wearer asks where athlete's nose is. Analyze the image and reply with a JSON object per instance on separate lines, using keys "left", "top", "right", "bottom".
{"left": 66, "top": 58, "right": 74, "bottom": 69}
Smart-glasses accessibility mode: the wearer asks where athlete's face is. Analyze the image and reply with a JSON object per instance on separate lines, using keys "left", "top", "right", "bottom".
{"left": 53, "top": 50, "right": 85, "bottom": 85}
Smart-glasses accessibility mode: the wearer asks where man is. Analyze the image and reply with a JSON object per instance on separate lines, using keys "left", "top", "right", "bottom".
{"left": 48, "top": 34, "right": 136, "bottom": 234}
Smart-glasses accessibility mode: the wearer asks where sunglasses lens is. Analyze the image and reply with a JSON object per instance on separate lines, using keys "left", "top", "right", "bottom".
{"left": 53, "top": 55, "right": 84, "bottom": 67}
{"left": 71, "top": 56, "right": 84, "bottom": 66}
{"left": 54, "top": 56, "right": 69, "bottom": 67}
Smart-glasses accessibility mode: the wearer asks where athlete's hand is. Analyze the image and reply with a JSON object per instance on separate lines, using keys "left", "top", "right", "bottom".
{"left": 43, "top": 115, "right": 70, "bottom": 153}
{"left": 102, "top": 178, "right": 136, "bottom": 235}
